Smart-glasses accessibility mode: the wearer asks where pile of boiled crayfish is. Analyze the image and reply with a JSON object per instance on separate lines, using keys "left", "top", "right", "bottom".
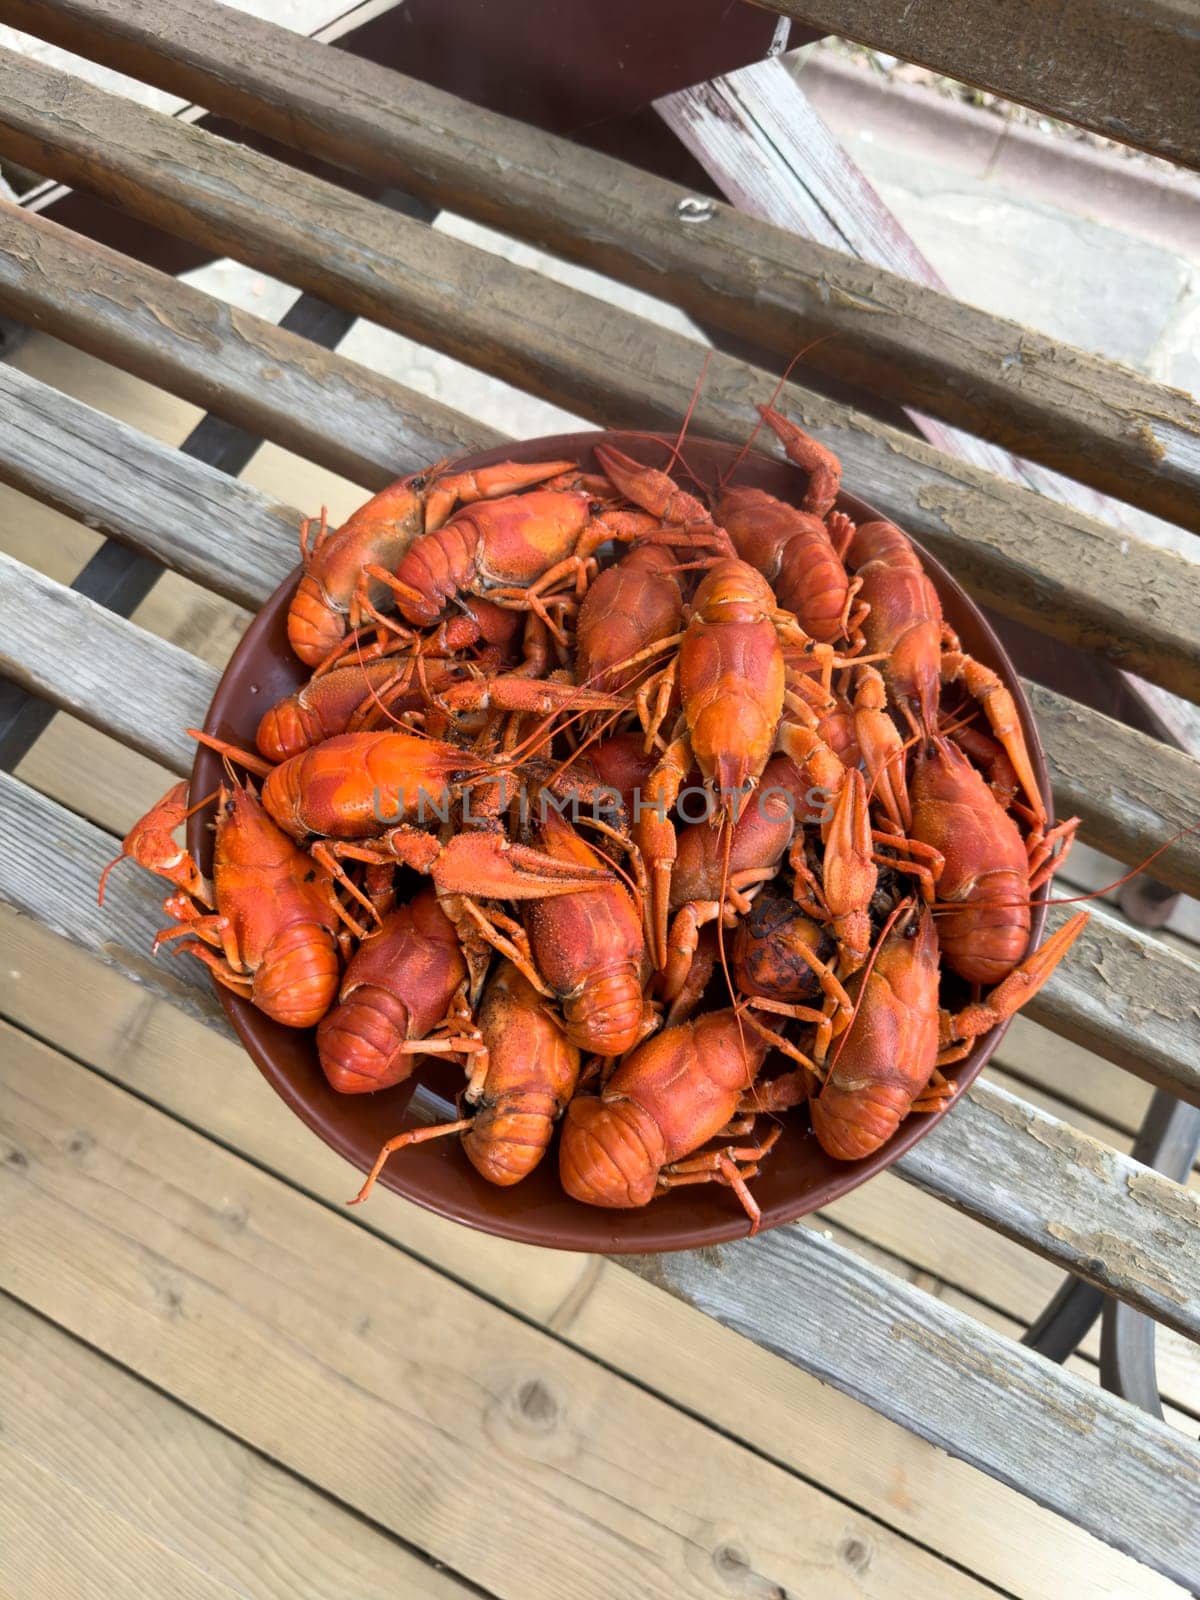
{"left": 100, "top": 408, "right": 1088, "bottom": 1233}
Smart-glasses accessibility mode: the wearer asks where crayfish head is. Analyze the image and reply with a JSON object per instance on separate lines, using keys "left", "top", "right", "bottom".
{"left": 690, "top": 702, "right": 775, "bottom": 812}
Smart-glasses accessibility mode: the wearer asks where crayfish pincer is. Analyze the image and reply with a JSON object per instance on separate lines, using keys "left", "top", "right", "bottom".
{"left": 100, "top": 780, "right": 342, "bottom": 1029}
{"left": 559, "top": 1009, "right": 777, "bottom": 1234}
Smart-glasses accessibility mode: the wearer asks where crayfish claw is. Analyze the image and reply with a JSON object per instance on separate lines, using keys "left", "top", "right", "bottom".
{"left": 98, "top": 780, "right": 210, "bottom": 907}
{"left": 431, "top": 831, "right": 610, "bottom": 901}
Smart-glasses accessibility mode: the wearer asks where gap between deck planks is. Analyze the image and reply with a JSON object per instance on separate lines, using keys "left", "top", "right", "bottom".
{"left": 3, "top": 0, "right": 1200, "bottom": 532}
{"left": 0, "top": 1023, "right": 1008, "bottom": 1600}
{"left": 0, "top": 964, "right": 1184, "bottom": 1600}
{"left": 0, "top": 55, "right": 1197, "bottom": 700}
{"left": 0, "top": 1296, "right": 477, "bottom": 1600}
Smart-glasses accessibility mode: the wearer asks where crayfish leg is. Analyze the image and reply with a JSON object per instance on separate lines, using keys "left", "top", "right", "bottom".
{"left": 941, "top": 911, "right": 1090, "bottom": 1045}
{"left": 455, "top": 898, "right": 554, "bottom": 999}
{"left": 940, "top": 640, "right": 1046, "bottom": 829}
{"left": 162, "top": 934, "right": 253, "bottom": 1002}
{"left": 1027, "top": 816, "right": 1081, "bottom": 891}
{"left": 911, "top": 1070, "right": 957, "bottom": 1113}
{"left": 348, "top": 1118, "right": 475, "bottom": 1206}
{"left": 739, "top": 1006, "right": 818, "bottom": 1071}
{"left": 187, "top": 729, "right": 273, "bottom": 779}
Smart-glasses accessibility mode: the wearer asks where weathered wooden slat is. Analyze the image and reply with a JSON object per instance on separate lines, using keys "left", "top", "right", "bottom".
{"left": 895, "top": 1076, "right": 1200, "bottom": 1338}
{"left": 0, "top": 200, "right": 499, "bottom": 489}
{"left": 620, "top": 1229, "right": 1200, "bottom": 1589}
{"left": 0, "top": 550, "right": 216, "bottom": 774}
{"left": 0, "top": 772, "right": 229, "bottom": 1033}
{"left": 6, "top": 765, "right": 1199, "bottom": 1327}
{"left": 0, "top": 362, "right": 297, "bottom": 610}
{"left": 753, "top": 0, "right": 1200, "bottom": 173}
{"left": 0, "top": 1030, "right": 994, "bottom": 1600}
{"left": 1021, "top": 900, "right": 1200, "bottom": 1105}
{"left": 1028, "top": 682, "right": 1200, "bottom": 901}
{"left": 0, "top": 1297, "right": 472, "bottom": 1600}
{"left": 5, "top": 0, "right": 1200, "bottom": 532}
{"left": 0, "top": 51, "right": 1197, "bottom": 700}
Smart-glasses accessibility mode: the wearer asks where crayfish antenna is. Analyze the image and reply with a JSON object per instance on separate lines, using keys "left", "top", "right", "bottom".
{"left": 716, "top": 338, "right": 840, "bottom": 493}
{"left": 187, "top": 729, "right": 273, "bottom": 778}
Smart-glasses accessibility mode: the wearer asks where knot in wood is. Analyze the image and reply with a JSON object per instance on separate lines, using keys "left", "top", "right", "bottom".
{"left": 839, "top": 1534, "right": 872, "bottom": 1574}
{"left": 514, "top": 1377, "right": 558, "bottom": 1430}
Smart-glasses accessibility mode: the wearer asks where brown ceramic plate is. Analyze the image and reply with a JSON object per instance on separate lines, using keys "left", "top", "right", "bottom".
{"left": 190, "top": 430, "right": 1050, "bottom": 1252}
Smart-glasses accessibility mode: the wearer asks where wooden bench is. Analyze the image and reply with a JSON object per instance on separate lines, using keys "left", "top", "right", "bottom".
{"left": 0, "top": 2, "right": 1197, "bottom": 1593}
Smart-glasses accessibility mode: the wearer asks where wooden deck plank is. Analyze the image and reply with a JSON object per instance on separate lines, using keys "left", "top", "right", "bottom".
{"left": 0, "top": 907, "right": 1183, "bottom": 1600}
{"left": 894, "top": 1073, "right": 1200, "bottom": 1338}
{"left": 5, "top": 0, "right": 1200, "bottom": 531}
{"left": 0, "top": 364, "right": 298, "bottom": 611}
{"left": 0, "top": 199, "right": 499, "bottom": 488}
{"left": 0, "top": 550, "right": 216, "bottom": 773}
{"left": 751, "top": 0, "right": 1200, "bottom": 171}
{"left": 0, "top": 1025, "right": 998, "bottom": 1600}
{"left": 1019, "top": 899, "right": 1200, "bottom": 1103}
{"left": 0, "top": 53, "right": 1197, "bottom": 698}
{"left": 1024, "top": 683, "right": 1200, "bottom": 901}
{"left": 0, "top": 1296, "right": 475, "bottom": 1600}
{"left": 1, "top": 1456, "right": 252, "bottom": 1600}
{"left": 4, "top": 765, "right": 1197, "bottom": 1334}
